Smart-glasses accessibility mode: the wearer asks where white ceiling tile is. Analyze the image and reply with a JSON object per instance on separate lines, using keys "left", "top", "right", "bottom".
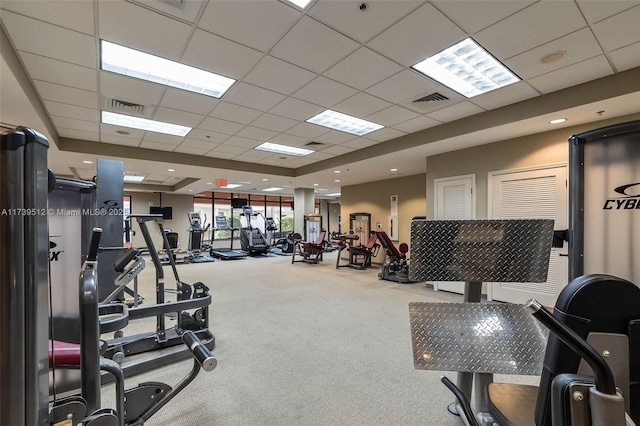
{"left": 223, "top": 136, "right": 261, "bottom": 149}
{"left": 365, "top": 106, "right": 420, "bottom": 126}
{"left": 100, "top": 71, "right": 165, "bottom": 105}
{"left": 174, "top": 146, "right": 211, "bottom": 155}
{"left": 367, "top": 3, "right": 466, "bottom": 66}
{"left": 243, "top": 55, "right": 316, "bottom": 95}
{"left": 269, "top": 98, "right": 325, "bottom": 121}
{"left": 271, "top": 133, "right": 309, "bottom": 146}
{"left": 20, "top": 53, "right": 97, "bottom": 92}
{"left": 100, "top": 123, "right": 145, "bottom": 141}
{"left": 341, "top": 138, "right": 379, "bottom": 149}
{"left": 527, "top": 55, "right": 615, "bottom": 94}
{"left": 33, "top": 80, "right": 97, "bottom": 109}
{"left": 364, "top": 128, "right": 406, "bottom": 142}
{"left": 182, "top": 29, "right": 263, "bottom": 80}
{"left": 212, "top": 145, "right": 249, "bottom": 155}
{"left": 1, "top": 0, "right": 94, "bottom": 35}
{"left": 576, "top": 0, "right": 639, "bottom": 23}
{"left": 223, "top": 82, "right": 287, "bottom": 112}
{"left": 426, "top": 102, "right": 485, "bottom": 122}
{"left": 188, "top": 129, "right": 231, "bottom": 143}
{"left": 474, "top": 1, "right": 587, "bottom": 60}
{"left": 233, "top": 150, "right": 274, "bottom": 160}
{"left": 392, "top": 116, "right": 440, "bottom": 133}
{"left": 321, "top": 145, "right": 356, "bottom": 155}
{"left": 323, "top": 47, "right": 404, "bottom": 91}
{"left": 206, "top": 151, "right": 240, "bottom": 160}
{"left": 308, "top": 0, "right": 423, "bottom": 43}
{"left": 292, "top": 76, "right": 359, "bottom": 107}
{"left": 44, "top": 101, "right": 98, "bottom": 122}
{"left": 333, "top": 92, "right": 392, "bottom": 117}
{"left": 305, "top": 151, "right": 334, "bottom": 160}
{"left": 432, "top": 0, "right": 535, "bottom": 34}
{"left": 209, "top": 102, "right": 263, "bottom": 124}
{"left": 592, "top": 5, "right": 640, "bottom": 51}
{"left": 154, "top": 107, "right": 204, "bottom": 128}
{"left": 610, "top": 42, "right": 640, "bottom": 71}
{"left": 198, "top": 0, "right": 299, "bottom": 52}
{"left": 257, "top": 158, "right": 283, "bottom": 166}
{"left": 57, "top": 128, "right": 100, "bottom": 142}
{"left": 100, "top": 135, "right": 141, "bottom": 146}
{"left": 250, "top": 114, "right": 298, "bottom": 132}
{"left": 160, "top": 88, "right": 218, "bottom": 116}
{"left": 99, "top": 0, "right": 191, "bottom": 59}
{"left": 365, "top": 70, "right": 437, "bottom": 104}
{"left": 469, "top": 82, "right": 539, "bottom": 110}
{"left": 285, "top": 123, "right": 331, "bottom": 139}
{"left": 180, "top": 139, "right": 219, "bottom": 150}
{"left": 139, "top": 141, "right": 175, "bottom": 152}
{"left": 236, "top": 126, "right": 279, "bottom": 141}
{"left": 506, "top": 28, "right": 604, "bottom": 80}
{"left": 315, "top": 130, "right": 357, "bottom": 144}
{"left": 197, "top": 117, "right": 245, "bottom": 135}
{"left": 51, "top": 116, "right": 99, "bottom": 133}
{"left": 142, "top": 133, "right": 184, "bottom": 145}
{"left": 270, "top": 16, "right": 359, "bottom": 73}
{"left": 2, "top": 11, "right": 95, "bottom": 68}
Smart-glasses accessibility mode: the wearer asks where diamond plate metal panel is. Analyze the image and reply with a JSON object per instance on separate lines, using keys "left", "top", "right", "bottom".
{"left": 409, "top": 302, "right": 547, "bottom": 375}
{"left": 409, "top": 219, "right": 554, "bottom": 282}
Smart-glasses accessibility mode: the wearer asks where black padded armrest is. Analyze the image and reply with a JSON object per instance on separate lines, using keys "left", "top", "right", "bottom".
{"left": 114, "top": 248, "right": 140, "bottom": 272}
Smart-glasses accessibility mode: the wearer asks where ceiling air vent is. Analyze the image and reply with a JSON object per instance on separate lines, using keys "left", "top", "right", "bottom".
{"left": 413, "top": 92, "right": 449, "bottom": 103}
{"left": 111, "top": 99, "right": 145, "bottom": 115}
{"left": 305, "top": 141, "right": 326, "bottom": 146}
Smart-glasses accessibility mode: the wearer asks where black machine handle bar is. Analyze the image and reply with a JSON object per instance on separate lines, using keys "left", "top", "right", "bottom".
{"left": 524, "top": 299, "right": 617, "bottom": 395}
{"left": 87, "top": 228, "right": 103, "bottom": 262}
{"left": 440, "top": 376, "right": 480, "bottom": 426}
{"left": 182, "top": 331, "right": 217, "bottom": 372}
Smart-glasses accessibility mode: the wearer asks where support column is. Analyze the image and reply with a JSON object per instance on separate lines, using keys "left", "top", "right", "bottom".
{"left": 293, "top": 188, "right": 315, "bottom": 235}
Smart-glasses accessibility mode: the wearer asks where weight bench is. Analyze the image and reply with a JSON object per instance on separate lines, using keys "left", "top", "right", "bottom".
{"left": 292, "top": 230, "right": 326, "bottom": 264}
{"left": 375, "top": 231, "right": 414, "bottom": 283}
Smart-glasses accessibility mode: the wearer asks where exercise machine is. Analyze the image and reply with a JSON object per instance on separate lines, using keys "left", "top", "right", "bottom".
{"left": 375, "top": 231, "right": 415, "bottom": 283}
{"left": 303, "top": 214, "right": 323, "bottom": 242}
{"left": 239, "top": 206, "right": 270, "bottom": 256}
{"left": 185, "top": 212, "right": 217, "bottom": 263}
{"left": 349, "top": 212, "right": 371, "bottom": 244}
{"left": 210, "top": 215, "right": 246, "bottom": 260}
{"left": 333, "top": 232, "right": 380, "bottom": 269}
{"left": 291, "top": 230, "right": 326, "bottom": 264}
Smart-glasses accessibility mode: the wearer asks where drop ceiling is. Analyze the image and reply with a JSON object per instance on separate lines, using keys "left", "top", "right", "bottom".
{"left": 0, "top": 0, "right": 639, "bottom": 196}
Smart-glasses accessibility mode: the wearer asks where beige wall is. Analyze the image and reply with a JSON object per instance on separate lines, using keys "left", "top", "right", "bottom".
{"left": 127, "top": 192, "right": 194, "bottom": 250}
{"left": 426, "top": 113, "right": 640, "bottom": 219}
{"left": 341, "top": 174, "right": 426, "bottom": 261}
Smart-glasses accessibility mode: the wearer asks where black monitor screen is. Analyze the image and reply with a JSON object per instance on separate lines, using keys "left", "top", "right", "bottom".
{"left": 231, "top": 198, "right": 248, "bottom": 209}
{"left": 150, "top": 206, "right": 173, "bottom": 220}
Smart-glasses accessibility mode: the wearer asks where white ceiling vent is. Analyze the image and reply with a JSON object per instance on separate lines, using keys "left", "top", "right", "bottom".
{"left": 413, "top": 92, "right": 449, "bottom": 103}
{"left": 304, "top": 141, "right": 331, "bottom": 151}
{"left": 110, "top": 99, "right": 145, "bottom": 114}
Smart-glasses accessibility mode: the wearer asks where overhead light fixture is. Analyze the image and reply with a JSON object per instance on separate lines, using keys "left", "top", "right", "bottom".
{"left": 168, "top": 168, "right": 175, "bottom": 172}
{"left": 262, "top": 178, "right": 269, "bottom": 181}
{"left": 334, "top": 179, "right": 340, "bottom": 182}
{"left": 549, "top": 118, "right": 567, "bottom": 124}
{"left": 327, "top": 192, "right": 341, "bottom": 197}
{"left": 412, "top": 37, "right": 520, "bottom": 98}
{"left": 224, "top": 183, "right": 243, "bottom": 189}
{"left": 255, "top": 142, "right": 314, "bottom": 156}
{"left": 313, "top": 183, "right": 319, "bottom": 186}
{"left": 123, "top": 175, "right": 145, "bottom": 183}
{"left": 307, "top": 109, "right": 384, "bottom": 136}
{"left": 282, "top": 0, "right": 313, "bottom": 10}
{"left": 206, "top": 182, "right": 212, "bottom": 185}
{"left": 83, "top": 160, "right": 93, "bottom": 164}
{"left": 102, "top": 111, "right": 191, "bottom": 137}
{"left": 262, "top": 187, "right": 283, "bottom": 192}
{"left": 100, "top": 40, "right": 236, "bottom": 98}
{"left": 334, "top": 170, "right": 341, "bottom": 174}
{"left": 188, "top": 189, "right": 193, "bottom": 192}
{"left": 238, "top": 181, "right": 252, "bottom": 184}
{"left": 390, "top": 168, "right": 398, "bottom": 172}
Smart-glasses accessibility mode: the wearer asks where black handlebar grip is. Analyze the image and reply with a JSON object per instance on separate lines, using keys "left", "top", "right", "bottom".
{"left": 87, "top": 228, "right": 103, "bottom": 262}
{"left": 440, "top": 376, "right": 480, "bottom": 426}
{"left": 182, "top": 331, "right": 217, "bottom": 372}
{"left": 524, "top": 299, "right": 616, "bottom": 395}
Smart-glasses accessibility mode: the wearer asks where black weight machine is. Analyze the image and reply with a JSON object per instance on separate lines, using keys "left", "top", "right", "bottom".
{"left": 239, "top": 206, "right": 270, "bottom": 256}
{"left": 375, "top": 231, "right": 415, "bottom": 283}
{"left": 210, "top": 215, "right": 246, "bottom": 260}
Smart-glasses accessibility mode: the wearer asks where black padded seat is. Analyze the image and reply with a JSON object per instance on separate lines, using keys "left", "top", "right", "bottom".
{"left": 487, "top": 383, "right": 537, "bottom": 426}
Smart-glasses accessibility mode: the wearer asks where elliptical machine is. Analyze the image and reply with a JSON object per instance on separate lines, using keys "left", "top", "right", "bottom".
{"left": 185, "top": 212, "right": 216, "bottom": 263}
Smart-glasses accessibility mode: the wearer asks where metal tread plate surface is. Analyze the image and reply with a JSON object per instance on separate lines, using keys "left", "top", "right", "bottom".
{"left": 409, "top": 302, "right": 547, "bottom": 375}
{"left": 409, "top": 219, "right": 554, "bottom": 282}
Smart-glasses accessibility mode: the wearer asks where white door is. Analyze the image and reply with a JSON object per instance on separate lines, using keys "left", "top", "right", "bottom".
{"left": 434, "top": 175, "right": 475, "bottom": 294}
{"left": 488, "top": 165, "right": 568, "bottom": 306}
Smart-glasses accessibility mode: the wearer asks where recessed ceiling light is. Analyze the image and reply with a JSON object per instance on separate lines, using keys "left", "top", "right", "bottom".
{"left": 224, "top": 184, "right": 243, "bottom": 189}
{"left": 206, "top": 182, "right": 212, "bottom": 185}
{"left": 335, "top": 179, "right": 341, "bottom": 182}
{"left": 327, "top": 192, "right": 341, "bottom": 197}
{"left": 238, "top": 181, "right": 252, "bottom": 184}
{"left": 313, "top": 183, "right": 319, "bottom": 186}
{"left": 168, "top": 168, "right": 175, "bottom": 172}
{"left": 282, "top": 0, "right": 313, "bottom": 10}
{"left": 412, "top": 37, "right": 520, "bottom": 98}
{"left": 334, "top": 170, "right": 340, "bottom": 173}
{"left": 188, "top": 189, "right": 193, "bottom": 192}
{"left": 254, "top": 142, "right": 314, "bottom": 156}
{"left": 549, "top": 118, "right": 567, "bottom": 124}
{"left": 540, "top": 51, "right": 566, "bottom": 64}
{"left": 262, "top": 187, "right": 283, "bottom": 192}
{"left": 100, "top": 40, "right": 236, "bottom": 98}
{"left": 307, "top": 109, "right": 384, "bottom": 136}
{"left": 102, "top": 111, "right": 191, "bottom": 137}
{"left": 262, "top": 178, "right": 269, "bottom": 181}
{"left": 390, "top": 168, "right": 398, "bottom": 172}
{"left": 123, "top": 175, "right": 145, "bottom": 183}
{"left": 82, "top": 160, "right": 93, "bottom": 164}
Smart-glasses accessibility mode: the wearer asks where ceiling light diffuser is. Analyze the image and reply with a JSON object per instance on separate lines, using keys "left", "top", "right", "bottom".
{"left": 307, "top": 109, "right": 384, "bottom": 136}
{"left": 83, "top": 160, "right": 93, "bottom": 164}
{"left": 255, "top": 142, "right": 314, "bottom": 156}
{"left": 102, "top": 111, "right": 191, "bottom": 137}
{"left": 412, "top": 37, "right": 520, "bottom": 98}
{"left": 224, "top": 184, "right": 243, "bottom": 189}
{"left": 283, "top": 0, "right": 313, "bottom": 10}
{"left": 262, "top": 187, "right": 283, "bottom": 192}
{"left": 549, "top": 118, "right": 567, "bottom": 124}
{"left": 101, "top": 40, "right": 236, "bottom": 98}
{"left": 123, "top": 175, "right": 145, "bottom": 183}
{"left": 327, "top": 193, "right": 341, "bottom": 197}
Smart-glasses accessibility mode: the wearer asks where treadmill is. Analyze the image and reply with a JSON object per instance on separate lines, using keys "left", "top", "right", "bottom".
{"left": 210, "top": 215, "right": 246, "bottom": 260}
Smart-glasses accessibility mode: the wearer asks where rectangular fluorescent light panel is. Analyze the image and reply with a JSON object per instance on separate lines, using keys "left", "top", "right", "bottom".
{"left": 412, "top": 37, "right": 520, "bottom": 98}
{"left": 262, "top": 187, "right": 283, "bottom": 192}
{"left": 101, "top": 111, "right": 192, "bottom": 137}
{"left": 327, "top": 193, "right": 341, "bottom": 197}
{"left": 306, "top": 110, "right": 383, "bottom": 136}
{"left": 101, "top": 40, "right": 236, "bottom": 98}
{"left": 123, "top": 175, "right": 145, "bottom": 183}
{"left": 255, "top": 142, "right": 314, "bottom": 156}
{"left": 224, "top": 184, "right": 243, "bottom": 189}
{"left": 283, "top": 0, "right": 313, "bottom": 9}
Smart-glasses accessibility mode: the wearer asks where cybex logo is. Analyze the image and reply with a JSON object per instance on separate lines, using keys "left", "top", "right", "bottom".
{"left": 603, "top": 182, "right": 640, "bottom": 210}
{"left": 49, "top": 240, "right": 64, "bottom": 261}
